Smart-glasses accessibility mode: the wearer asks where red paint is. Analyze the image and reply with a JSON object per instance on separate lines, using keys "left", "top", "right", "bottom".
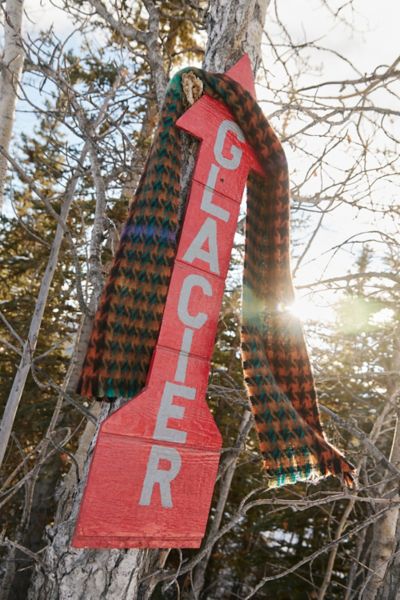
{"left": 72, "top": 55, "right": 262, "bottom": 549}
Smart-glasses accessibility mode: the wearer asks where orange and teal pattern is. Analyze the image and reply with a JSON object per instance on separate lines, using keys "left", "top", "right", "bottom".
{"left": 77, "top": 67, "right": 355, "bottom": 488}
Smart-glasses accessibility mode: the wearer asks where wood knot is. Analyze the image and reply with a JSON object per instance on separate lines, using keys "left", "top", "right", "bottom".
{"left": 182, "top": 71, "right": 203, "bottom": 106}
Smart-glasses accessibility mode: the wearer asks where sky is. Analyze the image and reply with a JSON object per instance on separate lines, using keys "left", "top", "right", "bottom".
{"left": 276, "top": 0, "right": 399, "bottom": 71}
{"left": 258, "top": 0, "right": 400, "bottom": 321}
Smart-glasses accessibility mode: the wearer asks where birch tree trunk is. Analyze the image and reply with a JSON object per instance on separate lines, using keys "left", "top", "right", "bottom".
{"left": 362, "top": 336, "right": 400, "bottom": 600}
{"left": 362, "top": 421, "right": 400, "bottom": 600}
{"left": 0, "top": 94, "right": 114, "bottom": 471}
{"left": 27, "top": 1, "right": 270, "bottom": 598}
{"left": 0, "top": 0, "right": 24, "bottom": 211}
{"left": 378, "top": 516, "right": 400, "bottom": 600}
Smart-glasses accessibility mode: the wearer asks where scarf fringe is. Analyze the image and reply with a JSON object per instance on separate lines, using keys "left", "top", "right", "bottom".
{"left": 263, "top": 452, "right": 356, "bottom": 489}
{"left": 77, "top": 375, "right": 141, "bottom": 400}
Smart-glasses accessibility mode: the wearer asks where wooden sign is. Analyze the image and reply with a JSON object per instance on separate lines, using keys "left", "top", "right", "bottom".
{"left": 72, "top": 55, "right": 262, "bottom": 549}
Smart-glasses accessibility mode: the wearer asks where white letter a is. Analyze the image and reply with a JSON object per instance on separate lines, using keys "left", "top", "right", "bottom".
{"left": 182, "top": 217, "right": 220, "bottom": 275}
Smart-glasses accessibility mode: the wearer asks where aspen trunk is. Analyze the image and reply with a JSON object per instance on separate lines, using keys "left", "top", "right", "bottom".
{"left": 362, "top": 424, "right": 400, "bottom": 600}
{"left": 0, "top": 0, "right": 24, "bottom": 211}
{"left": 27, "top": 1, "right": 270, "bottom": 598}
{"left": 0, "top": 149, "right": 88, "bottom": 470}
{"left": 377, "top": 515, "right": 400, "bottom": 600}
{"left": 0, "top": 79, "right": 118, "bottom": 472}
{"left": 364, "top": 414, "right": 400, "bottom": 600}
{"left": 362, "top": 337, "right": 400, "bottom": 600}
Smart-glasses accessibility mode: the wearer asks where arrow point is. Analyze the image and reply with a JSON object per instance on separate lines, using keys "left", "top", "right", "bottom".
{"left": 226, "top": 54, "right": 256, "bottom": 98}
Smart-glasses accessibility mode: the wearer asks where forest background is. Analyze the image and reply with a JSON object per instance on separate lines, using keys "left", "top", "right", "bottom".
{"left": 1, "top": 0, "right": 400, "bottom": 598}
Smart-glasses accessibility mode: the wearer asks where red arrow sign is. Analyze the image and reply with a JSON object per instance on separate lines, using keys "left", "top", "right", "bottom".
{"left": 72, "top": 55, "right": 262, "bottom": 549}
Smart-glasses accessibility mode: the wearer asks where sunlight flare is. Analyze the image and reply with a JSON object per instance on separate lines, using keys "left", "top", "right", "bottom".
{"left": 286, "top": 297, "right": 337, "bottom": 323}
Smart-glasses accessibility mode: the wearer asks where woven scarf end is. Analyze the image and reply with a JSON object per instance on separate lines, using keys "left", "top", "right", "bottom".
{"left": 263, "top": 462, "right": 356, "bottom": 490}
{"left": 77, "top": 375, "right": 141, "bottom": 401}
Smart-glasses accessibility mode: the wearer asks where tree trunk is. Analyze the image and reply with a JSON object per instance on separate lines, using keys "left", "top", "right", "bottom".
{"left": 27, "top": 1, "right": 270, "bottom": 598}
{"left": 27, "top": 401, "right": 161, "bottom": 600}
{"left": 365, "top": 410, "right": 400, "bottom": 600}
{"left": 0, "top": 152, "right": 86, "bottom": 470}
{"left": 190, "top": 411, "right": 253, "bottom": 598}
{"left": 0, "top": 72, "right": 119, "bottom": 471}
{"left": 203, "top": 0, "right": 268, "bottom": 73}
{"left": 377, "top": 515, "right": 400, "bottom": 600}
{"left": 362, "top": 335, "right": 400, "bottom": 600}
{"left": 0, "top": 0, "right": 24, "bottom": 211}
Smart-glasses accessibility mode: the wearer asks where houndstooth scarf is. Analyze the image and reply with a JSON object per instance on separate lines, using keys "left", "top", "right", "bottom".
{"left": 77, "top": 65, "right": 355, "bottom": 488}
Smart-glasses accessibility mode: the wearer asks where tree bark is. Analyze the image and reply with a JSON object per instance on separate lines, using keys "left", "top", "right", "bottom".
{"left": 364, "top": 410, "right": 400, "bottom": 600}
{"left": 27, "top": 1, "right": 270, "bottom": 598}
{"left": 27, "top": 402, "right": 159, "bottom": 600}
{"left": 362, "top": 336, "right": 400, "bottom": 600}
{"left": 203, "top": 0, "right": 268, "bottom": 73}
{"left": 0, "top": 0, "right": 24, "bottom": 211}
{"left": 377, "top": 515, "right": 400, "bottom": 600}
